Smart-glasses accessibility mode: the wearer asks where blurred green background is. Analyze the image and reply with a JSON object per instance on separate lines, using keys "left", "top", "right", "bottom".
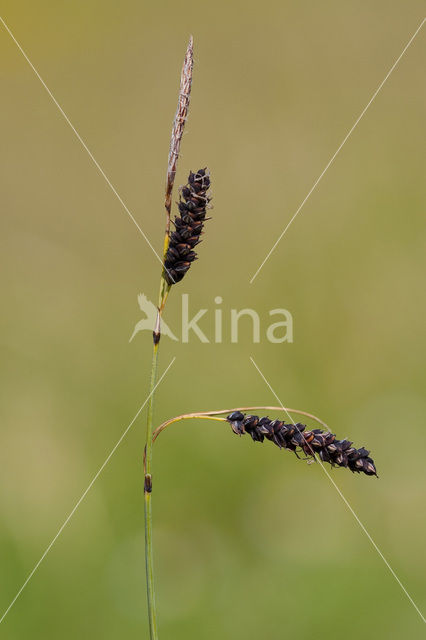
{"left": 1, "top": 1, "right": 425, "bottom": 638}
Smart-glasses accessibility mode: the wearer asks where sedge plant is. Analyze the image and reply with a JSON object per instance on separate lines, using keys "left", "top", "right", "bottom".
{"left": 143, "top": 37, "right": 377, "bottom": 640}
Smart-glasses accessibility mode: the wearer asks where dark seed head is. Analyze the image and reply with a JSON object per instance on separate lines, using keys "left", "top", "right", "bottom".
{"left": 226, "top": 412, "right": 377, "bottom": 478}
{"left": 164, "top": 169, "right": 211, "bottom": 285}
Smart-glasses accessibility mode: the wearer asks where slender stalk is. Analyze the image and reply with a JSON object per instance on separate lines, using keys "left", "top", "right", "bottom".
{"left": 143, "top": 274, "right": 171, "bottom": 640}
{"left": 151, "top": 406, "right": 329, "bottom": 444}
{"left": 144, "top": 338, "right": 159, "bottom": 640}
{"left": 144, "top": 490, "right": 156, "bottom": 634}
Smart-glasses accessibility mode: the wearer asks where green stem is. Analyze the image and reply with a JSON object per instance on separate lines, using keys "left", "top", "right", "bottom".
{"left": 144, "top": 272, "right": 170, "bottom": 640}
{"left": 144, "top": 338, "right": 160, "bottom": 640}
{"left": 144, "top": 490, "right": 156, "bottom": 637}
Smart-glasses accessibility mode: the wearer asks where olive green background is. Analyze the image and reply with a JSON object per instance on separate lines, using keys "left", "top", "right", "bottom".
{"left": 1, "top": 2, "right": 425, "bottom": 638}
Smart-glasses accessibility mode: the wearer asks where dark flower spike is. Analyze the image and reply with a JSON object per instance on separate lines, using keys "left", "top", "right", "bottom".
{"left": 164, "top": 168, "right": 212, "bottom": 285}
{"left": 226, "top": 413, "right": 378, "bottom": 477}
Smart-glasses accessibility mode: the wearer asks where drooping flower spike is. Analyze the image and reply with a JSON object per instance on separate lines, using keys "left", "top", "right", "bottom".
{"left": 227, "top": 412, "right": 378, "bottom": 477}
